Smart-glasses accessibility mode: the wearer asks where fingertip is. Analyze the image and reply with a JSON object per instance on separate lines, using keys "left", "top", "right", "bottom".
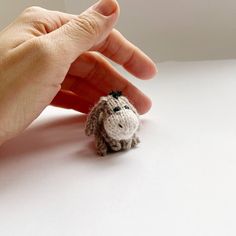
{"left": 125, "top": 89, "right": 153, "bottom": 115}
{"left": 139, "top": 61, "right": 158, "bottom": 80}
{"left": 138, "top": 96, "right": 152, "bottom": 114}
{"left": 92, "top": 0, "right": 119, "bottom": 16}
{"left": 123, "top": 49, "right": 158, "bottom": 80}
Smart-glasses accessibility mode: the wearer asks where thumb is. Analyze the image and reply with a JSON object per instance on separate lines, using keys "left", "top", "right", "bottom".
{"left": 44, "top": 0, "right": 120, "bottom": 63}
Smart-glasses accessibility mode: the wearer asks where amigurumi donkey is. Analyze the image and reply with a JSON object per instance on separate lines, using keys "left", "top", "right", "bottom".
{"left": 85, "top": 91, "right": 140, "bottom": 156}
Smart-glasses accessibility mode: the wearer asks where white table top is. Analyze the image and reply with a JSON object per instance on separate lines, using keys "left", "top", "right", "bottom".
{"left": 0, "top": 60, "right": 236, "bottom": 236}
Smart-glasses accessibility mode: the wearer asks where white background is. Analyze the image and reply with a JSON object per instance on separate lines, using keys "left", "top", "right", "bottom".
{"left": 1, "top": 0, "right": 236, "bottom": 61}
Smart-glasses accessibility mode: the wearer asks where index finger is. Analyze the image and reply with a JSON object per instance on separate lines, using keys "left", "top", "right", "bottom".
{"left": 92, "top": 29, "right": 158, "bottom": 80}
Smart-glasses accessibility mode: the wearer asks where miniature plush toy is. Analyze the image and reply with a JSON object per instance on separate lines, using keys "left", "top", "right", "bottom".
{"left": 85, "top": 91, "right": 140, "bottom": 156}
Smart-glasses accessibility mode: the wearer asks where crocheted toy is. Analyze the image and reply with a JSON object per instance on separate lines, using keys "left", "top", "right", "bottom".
{"left": 85, "top": 91, "right": 140, "bottom": 156}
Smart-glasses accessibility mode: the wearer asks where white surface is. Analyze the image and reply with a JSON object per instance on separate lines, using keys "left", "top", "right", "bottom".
{"left": 0, "top": 60, "right": 236, "bottom": 236}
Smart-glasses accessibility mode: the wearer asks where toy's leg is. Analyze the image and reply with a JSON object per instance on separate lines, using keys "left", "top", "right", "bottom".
{"left": 121, "top": 139, "right": 132, "bottom": 150}
{"left": 102, "top": 133, "right": 122, "bottom": 152}
{"left": 95, "top": 134, "right": 108, "bottom": 156}
{"left": 109, "top": 139, "right": 122, "bottom": 152}
{"left": 131, "top": 135, "right": 140, "bottom": 148}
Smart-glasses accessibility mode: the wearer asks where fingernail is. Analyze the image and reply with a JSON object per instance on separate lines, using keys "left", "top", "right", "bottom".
{"left": 92, "top": 0, "right": 117, "bottom": 16}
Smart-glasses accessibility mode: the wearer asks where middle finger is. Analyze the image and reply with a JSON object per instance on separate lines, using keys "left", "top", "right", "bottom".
{"left": 63, "top": 52, "right": 152, "bottom": 114}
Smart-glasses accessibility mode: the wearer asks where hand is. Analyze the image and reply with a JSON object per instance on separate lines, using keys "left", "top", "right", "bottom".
{"left": 0, "top": 0, "right": 157, "bottom": 145}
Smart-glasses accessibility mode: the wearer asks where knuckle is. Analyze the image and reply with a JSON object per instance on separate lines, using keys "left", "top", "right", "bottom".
{"left": 21, "top": 6, "right": 45, "bottom": 20}
{"left": 23, "top": 6, "right": 44, "bottom": 14}
{"left": 72, "top": 13, "right": 100, "bottom": 38}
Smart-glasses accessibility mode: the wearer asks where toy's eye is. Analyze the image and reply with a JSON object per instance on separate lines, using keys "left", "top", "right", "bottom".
{"left": 124, "top": 105, "right": 130, "bottom": 109}
{"left": 113, "top": 106, "right": 121, "bottom": 112}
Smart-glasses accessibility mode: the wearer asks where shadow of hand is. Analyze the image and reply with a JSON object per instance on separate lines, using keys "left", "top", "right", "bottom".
{"left": 0, "top": 114, "right": 88, "bottom": 158}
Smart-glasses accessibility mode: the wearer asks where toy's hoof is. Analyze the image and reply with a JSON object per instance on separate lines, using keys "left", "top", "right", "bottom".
{"left": 131, "top": 137, "right": 140, "bottom": 148}
{"left": 110, "top": 144, "right": 122, "bottom": 152}
{"left": 121, "top": 140, "right": 132, "bottom": 150}
{"left": 97, "top": 149, "right": 107, "bottom": 156}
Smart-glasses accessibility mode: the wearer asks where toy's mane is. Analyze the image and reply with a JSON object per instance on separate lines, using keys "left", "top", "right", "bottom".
{"left": 109, "top": 91, "right": 122, "bottom": 99}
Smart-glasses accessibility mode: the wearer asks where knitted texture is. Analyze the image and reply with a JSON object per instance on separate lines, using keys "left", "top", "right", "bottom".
{"left": 85, "top": 91, "right": 140, "bottom": 156}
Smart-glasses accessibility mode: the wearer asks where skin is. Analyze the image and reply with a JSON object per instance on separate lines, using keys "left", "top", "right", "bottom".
{"left": 0, "top": 0, "right": 157, "bottom": 146}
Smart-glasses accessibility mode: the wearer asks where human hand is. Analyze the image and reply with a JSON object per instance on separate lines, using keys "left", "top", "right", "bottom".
{"left": 0, "top": 0, "right": 157, "bottom": 145}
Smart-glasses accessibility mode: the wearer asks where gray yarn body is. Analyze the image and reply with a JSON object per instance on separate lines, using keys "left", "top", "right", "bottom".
{"left": 85, "top": 93, "right": 140, "bottom": 156}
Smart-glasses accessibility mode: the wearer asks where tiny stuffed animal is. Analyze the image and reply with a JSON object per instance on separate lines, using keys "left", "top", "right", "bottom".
{"left": 85, "top": 91, "right": 140, "bottom": 156}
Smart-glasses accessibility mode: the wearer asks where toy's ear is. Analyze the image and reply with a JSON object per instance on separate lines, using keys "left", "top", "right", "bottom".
{"left": 85, "top": 98, "right": 107, "bottom": 136}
